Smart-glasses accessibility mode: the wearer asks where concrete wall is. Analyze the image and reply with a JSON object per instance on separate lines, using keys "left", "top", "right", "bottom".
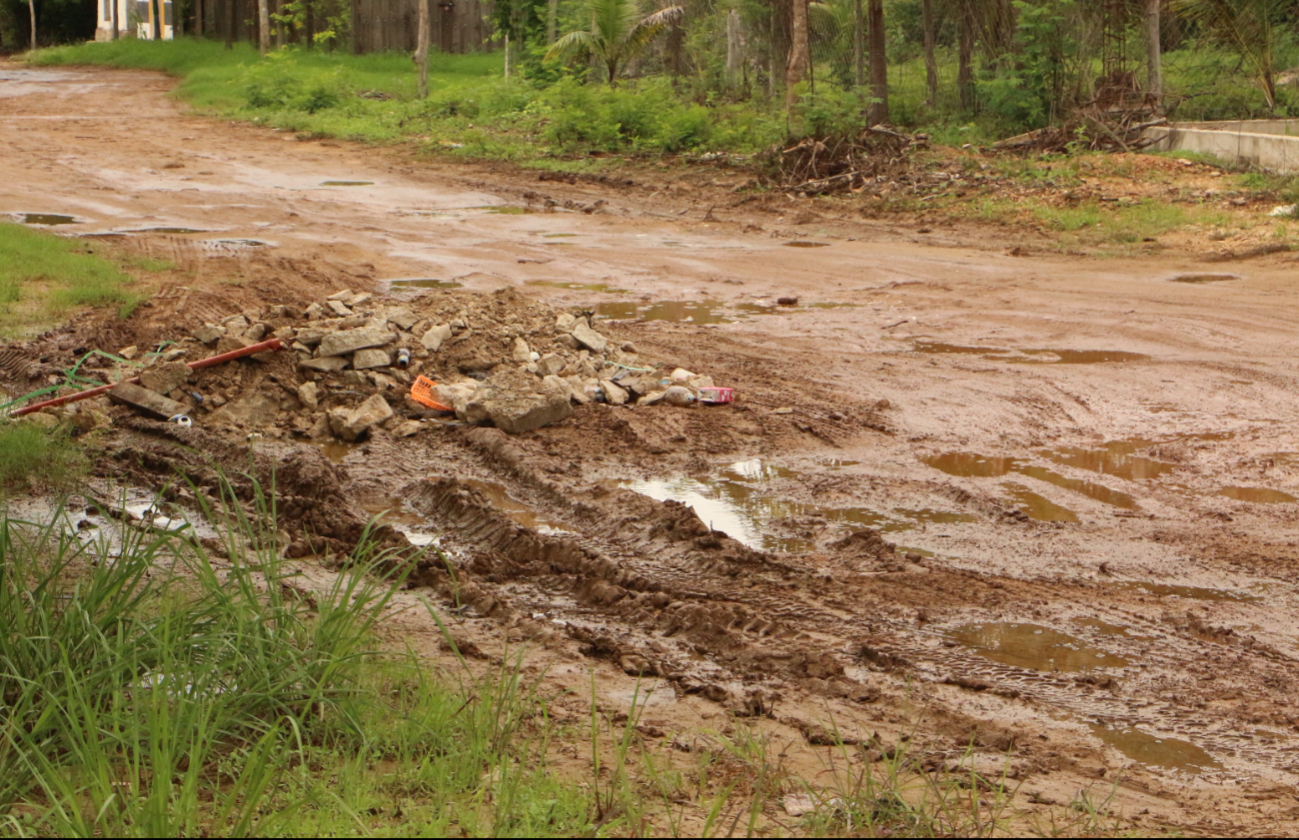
{"left": 1145, "top": 125, "right": 1299, "bottom": 173}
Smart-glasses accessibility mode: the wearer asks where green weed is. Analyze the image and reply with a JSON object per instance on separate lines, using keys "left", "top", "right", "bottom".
{"left": 0, "top": 422, "right": 84, "bottom": 492}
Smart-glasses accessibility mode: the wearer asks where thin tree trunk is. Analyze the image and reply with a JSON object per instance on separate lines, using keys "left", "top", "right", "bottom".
{"left": 110, "top": 0, "right": 119, "bottom": 39}
{"left": 258, "top": 0, "right": 270, "bottom": 53}
{"left": 922, "top": 0, "right": 936, "bottom": 106}
{"left": 195, "top": 0, "right": 203, "bottom": 36}
{"left": 305, "top": 0, "right": 314, "bottom": 47}
{"left": 958, "top": 0, "right": 975, "bottom": 112}
{"left": 1145, "top": 0, "right": 1162, "bottom": 111}
{"left": 547, "top": 0, "right": 557, "bottom": 43}
{"left": 726, "top": 9, "right": 741, "bottom": 90}
{"left": 226, "top": 0, "right": 236, "bottom": 47}
{"left": 416, "top": 0, "right": 430, "bottom": 95}
{"left": 785, "top": 0, "right": 808, "bottom": 107}
{"left": 152, "top": 0, "right": 160, "bottom": 39}
{"left": 866, "top": 0, "right": 887, "bottom": 124}
{"left": 27, "top": 0, "right": 35, "bottom": 49}
{"left": 667, "top": 22, "right": 684, "bottom": 77}
{"left": 852, "top": 0, "right": 863, "bottom": 88}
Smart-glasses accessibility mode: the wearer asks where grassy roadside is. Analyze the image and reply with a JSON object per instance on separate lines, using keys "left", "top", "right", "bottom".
{"left": 0, "top": 221, "right": 141, "bottom": 338}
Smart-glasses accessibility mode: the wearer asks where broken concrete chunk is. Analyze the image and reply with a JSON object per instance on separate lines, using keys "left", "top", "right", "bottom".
{"left": 193, "top": 324, "right": 225, "bottom": 345}
{"left": 304, "top": 303, "right": 324, "bottom": 321}
{"left": 352, "top": 348, "right": 391, "bottom": 370}
{"left": 512, "top": 337, "right": 532, "bottom": 364}
{"left": 670, "top": 368, "right": 696, "bottom": 382}
{"left": 556, "top": 312, "right": 577, "bottom": 332}
{"left": 215, "top": 335, "right": 253, "bottom": 355}
{"left": 600, "top": 379, "right": 629, "bottom": 406}
{"left": 140, "top": 361, "right": 191, "bottom": 396}
{"left": 537, "top": 353, "right": 565, "bottom": 378}
{"left": 300, "top": 356, "right": 349, "bottom": 373}
{"left": 326, "top": 289, "right": 354, "bottom": 301}
{"left": 326, "top": 300, "right": 352, "bottom": 317}
{"left": 243, "top": 323, "right": 268, "bottom": 343}
{"left": 328, "top": 393, "right": 393, "bottom": 442}
{"left": 221, "top": 314, "right": 250, "bottom": 332}
{"left": 392, "top": 420, "right": 423, "bottom": 438}
{"left": 421, "top": 323, "right": 453, "bottom": 352}
{"left": 387, "top": 308, "right": 419, "bottom": 330}
{"left": 571, "top": 321, "right": 608, "bottom": 354}
{"left": 317, "top": 326, "right": 393, "bottom": 358}
{"left": 119, "top": 346, "right": 139, "bottom": 361}
{"left": 346, "top": 292, "right": 373, "bottom": 308}
{"left": 463, "top": 370, "right": 574, "bottom": 434}
{"left": 298, "top": 381, "right": 319, "bottom": 410}
{"left": 110, "top": 382, "right": 187, "bottom": 420}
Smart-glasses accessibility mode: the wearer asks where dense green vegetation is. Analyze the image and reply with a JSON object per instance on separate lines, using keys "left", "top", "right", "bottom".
{"left": 0, "top": 222, "right": 140, "bottom": 339}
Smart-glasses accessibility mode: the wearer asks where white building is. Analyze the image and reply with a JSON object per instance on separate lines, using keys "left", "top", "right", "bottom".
{"left": 96, "top": 0, "right": 175, "bottom": 40}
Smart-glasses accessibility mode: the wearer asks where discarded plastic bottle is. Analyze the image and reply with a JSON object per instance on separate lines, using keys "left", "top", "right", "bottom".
{"left": 396, "top": 348, "right": 412, "bottom": 369}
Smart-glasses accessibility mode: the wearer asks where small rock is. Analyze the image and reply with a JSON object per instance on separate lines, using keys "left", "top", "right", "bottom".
{"left": 387, "top": 308, "right": 419, "bottom": 330}
{"left": 777, "top": 296, "right": 799, "bottom": 306}
{"left": 326, "top": 289, "right": 354, "bottom": 301}
{"left": 140, "top": 361, "right": 191, "bottom": 396}
{"left": 328, "top": 393, "right": 393, "bottom": 442}
{"left": 670, "top": 368, "right": 695, "bottom": 382}
{"left": 193, "top": 324, "right": 225, "bottom": 344}
{"left": 556, "top": 334, "right": 579, "bottom": 351}
{"left": 326, "top": 300, "right": 352, "bottom": 317}
{"left": 556, "top": 312, "right": 577, "bottom": 331}
{"left": 537, "top": 353, "right": 565, "bottom": 378}
{"left": 298, "top": 381, "right": 319, "bottom": 410}
{"left": 300, "top": 356, "right": 349, "bottom": 373}
{"left": 353, "top": 348, "right": 391, "bottom": 370}
{"left": 392, "top": 420, "right": 423, "bottom": 438}
{"left": 600, "top": 379, "right": 628, "bottom": 406}
{"left": 621, "top": 341, "right": 638, "bottom": 353}
{"left": 421, "top": 324, "right": 453, "bottom": 352}
{"left": 317, "top": 326, "right": 393, "bottom": 358}
{"left": 346, "top": 292, "right": 373, "bottom": 308}
{"left": 118, "top": 345, "right": 139, "bottom": 361}
{"left": 215, "top": 335, "right": 253, "bottom": 355}
{"left": 571, "top": 321, "right": 607, "bottom": 354}
{"left": 22, "top": 412, "right": 60, "bottom": 430}
{"left": 243, "top": 323, "right": 268, "bottom": 343}
{"left": 221, "top": 314, "right": 250, "bottom": 332}
{"left": 304, "top": 303, "right": 324, "bottom": 320}
{"left": 772, "top": 406, "right": 794, "bottom": 415}
{"left": 512, "top": 337, "right": 532, "bottom": 363}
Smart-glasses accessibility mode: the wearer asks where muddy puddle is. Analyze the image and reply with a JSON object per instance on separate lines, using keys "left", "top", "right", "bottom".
{"left": 949, "top": 623, "right": 1130, "bottom": 672}
{"left": 201, "top": 238, "right": 271, "bottom": 253}
{"left": 13, "top": 212, "right": 78, "bottom": 225}
{"left": 1115, "top": 581, "right": 1261, "bottom": 603}
{"left": 924, "top": 452, "right": 1141, "bottom": 512}
{"left": 462, "top": 479, "right": 572, "bottom": 535}
{"left": 527, "top": 280, "right": 629, "bottom": 294}
{"left": 1004, "top": 485, "right": 1079, "bottom": 522}
{"left": 625, "top": 459, "right": 974, "bottom": 552}
{"left": 385, "top": 278, "right": 464, "bottom": 291}
{"left": 120, "top": 226, "right": 207, "bottom": 234}
{"left": 1042, "top": 441, "right": 1176, "bottom": 481}
{"left": 910, "top": 342, "right": 1149, "bottom": 365}
{"left": 1218, "top": 486, "right": 1298, "bottom": 504}
{"left": 1089, "top": 724, "right": 1221, "bottom": 773}
{"left": 1169, "top": 273, "right": 1238, "bottom": 284}
{"left": 595, "top": 299, "right": 835, "bottom": 324}
{"left": 316, "top": 441, "right": 357, "bottom": 464}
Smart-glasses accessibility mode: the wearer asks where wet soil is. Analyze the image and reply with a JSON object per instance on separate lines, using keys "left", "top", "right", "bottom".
{"left": 5, "top": 62, "right": 1299, "bottom": 834}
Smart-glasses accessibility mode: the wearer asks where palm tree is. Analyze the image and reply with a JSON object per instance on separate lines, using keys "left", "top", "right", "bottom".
{"left": 1171, "top": 0, "right": 1285, "bottom": 110}
{"left": 546, "top": 0, "right": 685, "bottom": 85}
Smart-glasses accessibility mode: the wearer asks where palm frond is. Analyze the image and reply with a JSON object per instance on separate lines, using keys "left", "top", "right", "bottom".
{"left": 544, "top": 29, "right": 596, "bottom": 62}
{"left": 625, "top": 4, "right": 682, "bottom": 54}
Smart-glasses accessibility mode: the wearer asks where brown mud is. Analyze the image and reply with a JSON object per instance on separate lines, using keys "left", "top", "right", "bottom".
{"left": 5, "top": 63, "right": 1299, "bottom": 834}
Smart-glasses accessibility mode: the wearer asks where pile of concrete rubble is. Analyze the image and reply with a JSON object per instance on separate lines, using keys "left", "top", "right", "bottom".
{"left": 90, "top": 287, "right": 724, "bottom": 442}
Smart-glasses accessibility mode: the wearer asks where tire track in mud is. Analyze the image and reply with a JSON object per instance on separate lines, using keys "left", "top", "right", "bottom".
{"left": 399, "top": 428, "right": 1299, "bottom": 783}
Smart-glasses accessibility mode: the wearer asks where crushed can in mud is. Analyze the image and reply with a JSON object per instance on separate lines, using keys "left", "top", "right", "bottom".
{"left": 698, "top": 387, "right": 734, "bottom": 405}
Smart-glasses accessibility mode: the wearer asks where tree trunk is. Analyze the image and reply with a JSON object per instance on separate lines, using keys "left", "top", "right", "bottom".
{"left": 958, "top": 0, "right": 975, "bottom": 112}
{"left": 1145, "top": 0, "right": 1162, "bottom": 112}
{"left": 258, "top": 0, "right": 270, "bottom": 53}
{"left": 852, "top": 0, "right": 862, "bottom": 88}
{"left": 152, "top": 0, "right": 161, "bottom": 39}
{"left": 866, "top": 0, "right": 887, "bottom": 124}
{"left": 416, "top": 0, "right": 430, "bottom": 96}
{"left": 667, "top": 22, "right": 684, "bottom": 77}
{"left": 27, "top": 0, "right": 35, "bottom": 49}
{"left": 726, "top": 9, "right": 741, "bottom": 90}
{"left": 785, "top": 0, "right": 808, "bottom": 107}
{"left": 547, "top": 0, "right": 557, "bottom": 43}
{"left": 922, "top": 0, "right": 936, "bottom": 105}
{"left": 110, "top": 0, "right": 119, "bottom": 39}
{"left": 305, "top": 0, "right": 314, "bottom": 47}
{"left": 226, "top": 0, "right": 236, "bottom": 47}
{"left": 195, "top": 0, "right": 203, "bottom": 36}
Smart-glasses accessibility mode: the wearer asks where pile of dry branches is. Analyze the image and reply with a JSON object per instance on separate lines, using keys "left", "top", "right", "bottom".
{"left": 994, "top": 99, "right": 1169, "bottom": 154}
{"left": 759, "top": 126, "right": 929, "bottom": 194}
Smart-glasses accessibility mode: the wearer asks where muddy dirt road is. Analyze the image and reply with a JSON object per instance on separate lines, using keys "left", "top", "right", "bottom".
{"left": 7, "top": 62, "right": 1299, "bottom": 833}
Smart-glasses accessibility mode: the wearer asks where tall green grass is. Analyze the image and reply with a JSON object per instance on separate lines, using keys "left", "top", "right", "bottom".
{"left": 0, "top": 222, "right": 140, "bottom": 338}
{"left": 0, "top": 423, "right": 84, "bottom": 493}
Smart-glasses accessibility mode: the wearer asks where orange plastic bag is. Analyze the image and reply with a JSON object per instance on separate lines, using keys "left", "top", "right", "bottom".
{"left": 410, "top": 376, "right": 453, "bottom": 412}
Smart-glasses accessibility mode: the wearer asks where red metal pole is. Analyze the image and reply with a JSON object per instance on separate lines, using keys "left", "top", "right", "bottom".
{"left": 10, "top": 339, "right": 284, "bottom": 418}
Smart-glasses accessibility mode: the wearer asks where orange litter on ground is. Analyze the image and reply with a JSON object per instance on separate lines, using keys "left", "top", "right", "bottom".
{"left": 410, "top": 376, "right": 454, "bottom": 412}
